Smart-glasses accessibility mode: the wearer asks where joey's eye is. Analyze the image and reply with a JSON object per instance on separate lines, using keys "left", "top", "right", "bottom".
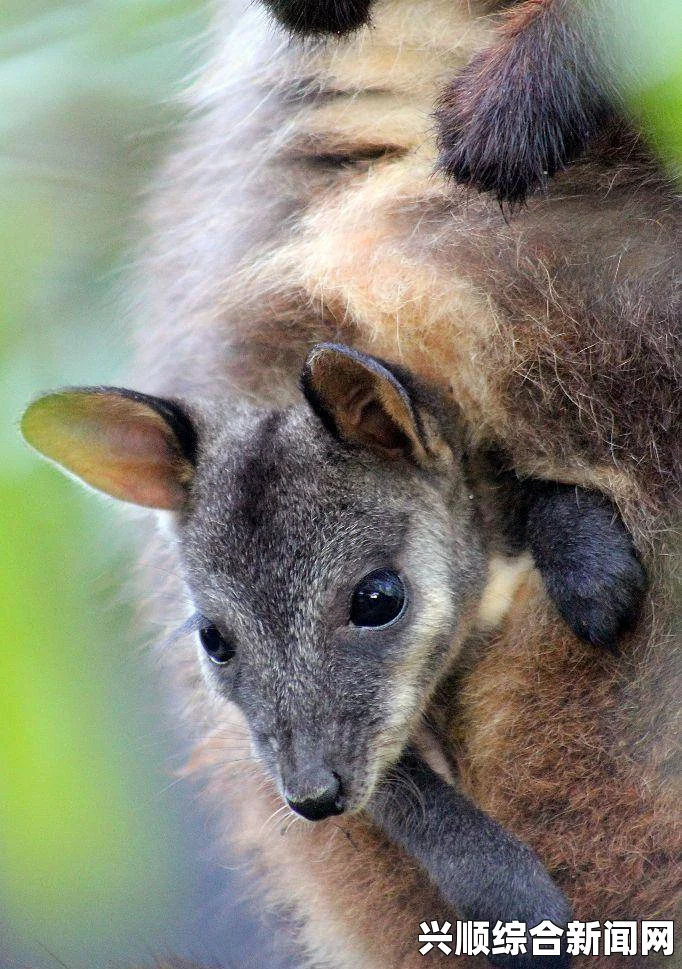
{"left": 350, "top": 569, "right": 406, "bottom": 628}
{"left": 199, "top": 624, "right": 235, "bottom": 665}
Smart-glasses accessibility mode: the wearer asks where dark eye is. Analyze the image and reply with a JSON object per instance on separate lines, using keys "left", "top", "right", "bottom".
{"left": 199, "top": 624, "right": 235, "bottom": 665}
{"left": 350, "top": 569, "right": 406, "bottom": 628}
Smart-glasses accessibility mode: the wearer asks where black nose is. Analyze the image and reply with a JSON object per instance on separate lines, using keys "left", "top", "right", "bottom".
{"left": 286, "top": 773, "right": 345, "bottom": 821}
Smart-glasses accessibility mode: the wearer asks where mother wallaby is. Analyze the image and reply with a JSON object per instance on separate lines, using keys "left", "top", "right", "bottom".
{"left": 22, "top": 0, "right": 681, "bottom": 966}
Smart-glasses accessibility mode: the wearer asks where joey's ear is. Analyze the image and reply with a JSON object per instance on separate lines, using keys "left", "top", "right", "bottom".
{"left": 301, "top": 343, "right": 448, "bottom": 465}
{"left": 21, "top": 387, "right": 197, "bottom": 510}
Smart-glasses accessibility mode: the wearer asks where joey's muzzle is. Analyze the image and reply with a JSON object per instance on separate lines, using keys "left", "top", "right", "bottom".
{"left": 284, "top": 768, "right": 345, "bottom": 821}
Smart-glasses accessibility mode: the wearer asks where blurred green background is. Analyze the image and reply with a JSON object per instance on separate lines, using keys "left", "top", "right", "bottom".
{"left": 0, "top": 2, "right": 228, "bottom": 967}
{"left": 0, "top": 1, "right": 679, "bottom": 968}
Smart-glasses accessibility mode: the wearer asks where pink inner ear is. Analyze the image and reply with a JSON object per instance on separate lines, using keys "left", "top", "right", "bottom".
{"left": 21, "top": 391, "right": 193, "bottom": 510}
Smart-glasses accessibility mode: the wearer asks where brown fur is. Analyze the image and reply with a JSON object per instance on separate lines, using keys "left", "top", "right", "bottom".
{"left": 134, "top": 1, "right": 681, "bottom": 966}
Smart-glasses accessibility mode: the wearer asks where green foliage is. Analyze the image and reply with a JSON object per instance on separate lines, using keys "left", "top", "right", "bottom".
{"left": 0, "top": 1, "right": 209, "bottom": 965}
{"left": 597, "top": 0, "right": 682, "bottom": 181}
{"left": 0, "top": 471, "right": 175, "bottom": 946}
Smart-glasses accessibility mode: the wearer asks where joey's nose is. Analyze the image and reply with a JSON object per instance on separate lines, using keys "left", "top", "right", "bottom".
{"left": 285, "top": 772, "right": 344, "bottom": 821}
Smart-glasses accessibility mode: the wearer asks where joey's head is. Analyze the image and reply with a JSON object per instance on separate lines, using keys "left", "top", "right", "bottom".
{"left": 21, "top": 345, "right": 486, "bottom": 818}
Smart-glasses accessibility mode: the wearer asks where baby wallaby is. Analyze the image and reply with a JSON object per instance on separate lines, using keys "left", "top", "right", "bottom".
{"left": 21, "top": 344, "right": 645, "bottom": 968}
{"left": 259, "top": 0, "right": 616, "bottom": 204}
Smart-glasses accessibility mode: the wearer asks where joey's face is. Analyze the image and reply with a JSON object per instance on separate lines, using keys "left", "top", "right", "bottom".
{"left": 180, "top": 404, "right": 485, "bottom": 815}
{"left": 21, "top": 342, "right": 486, "bottom": 820}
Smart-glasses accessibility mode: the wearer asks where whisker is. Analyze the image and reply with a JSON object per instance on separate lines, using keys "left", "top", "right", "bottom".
{"left": 283, "top": 812, "right": 303, "bottom": 836}
{"left": 259, "top": 802, "right": 292, "bottom": 838}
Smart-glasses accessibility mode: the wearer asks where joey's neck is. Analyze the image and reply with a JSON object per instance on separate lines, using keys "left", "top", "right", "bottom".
{"left": 463, "top": 446, "right": 533, "bottom": 558}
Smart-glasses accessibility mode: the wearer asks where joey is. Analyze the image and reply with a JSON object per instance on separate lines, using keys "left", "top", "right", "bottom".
{"left": 22, "top": 344, "right": 646, "bottom": 966}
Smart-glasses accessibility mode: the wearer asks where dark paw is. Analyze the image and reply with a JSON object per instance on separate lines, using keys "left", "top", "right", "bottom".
{"left": 436, "top": 56, "right": 599, "bottom": 204}
{"left": 261, "top": 0, "right": 373, "bottom": 34}
{"left": 469, "top": 858, "right": 572, "bottom": 969}
{"left": 527, "top": 486, "right": 647, "bottom": 651}
{"left": 453, "top": 814, "right": 572, "bottom": 968}
{"left": 485, "top": 867, "right": 571, "bottom": 969}
{"left": 435, "top": 0, "right": 608, "bottom": 205}
{"left": 370, "top": 750, "right": 572, "bottom": 968}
